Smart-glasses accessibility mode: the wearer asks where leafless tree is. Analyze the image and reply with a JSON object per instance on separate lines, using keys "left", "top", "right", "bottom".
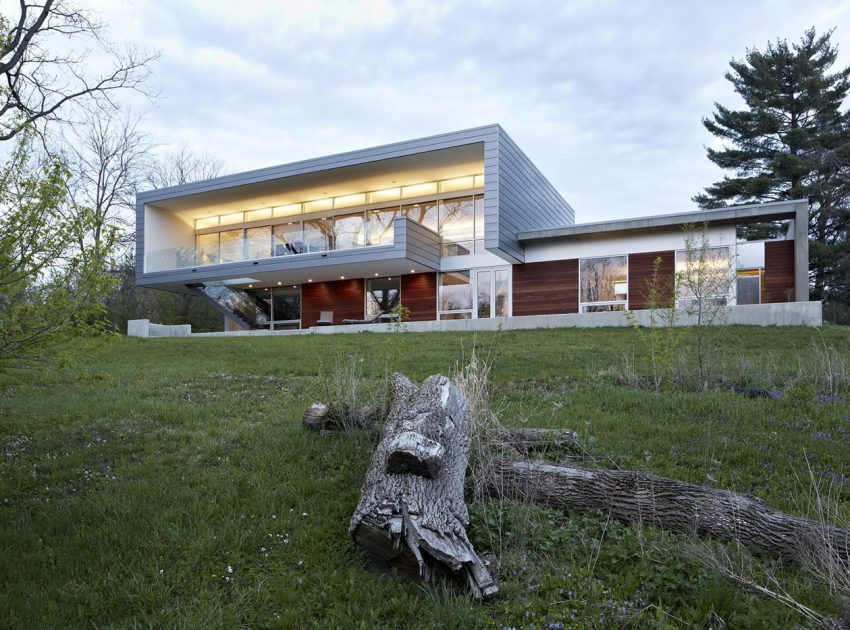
{"left": 0, "top": 0, "right": 158, "bottom": 142}
{"left": 145, "top": 146, "right": 224, "bottom": 189}
{"left": 60, "top": 112, "right": 150, "bottom": 253}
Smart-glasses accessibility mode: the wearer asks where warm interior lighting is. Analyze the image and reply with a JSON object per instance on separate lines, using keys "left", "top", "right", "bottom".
{"left": 440, "top": 176, "right": 475, "bottom": 193}
{"left": 248, "top": 284, "right": 253, "bottom": 288}
{"left": 368, "top": 187, "right": 401, "bottom": 203}
{"left": 219, "top": 211, "right": 244, "bottom": 226}
{"left": 245, "top": 208, "right": 272, "bottom": 222}
{"left": 308, "top": 279, "right": 313, "bottom": 282}
{"left": 374, "top": 272, "right": 379, "bottom": 276}
{"left": 401, "top": 182, "right": 438, "bottom": 199}
{"left": 474, "top": 174, "right": 485, "bottom": 188}
{"left": 273, "top": 203, "right": 302, "bottom": 217}
{"left": 277, "top": 281, "right": 282, "bottom": 285}
{"left": 410, "top": 269, "right": 416, "bottom": 273}
{"left": 194, "top": 216, "right": 219, "bottom": 229}
{"left": 292, "top": 285, "right": 297, "bottom": 288}
{"left": 334, "top": 193, "right": 366, "bottom": 208}
{"left": 340, "top": 275, "right": 345, "bottom": 279}
{"left": 304, "top": 198, "right": 333, "bottom": 213}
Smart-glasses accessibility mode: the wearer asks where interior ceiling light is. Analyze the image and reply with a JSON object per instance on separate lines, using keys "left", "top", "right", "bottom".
{"left": 410, "top": 269, "right": 416, "bottom": 273}
{"left": 277, "top": 281, "right": 282, "bottom": 285}
{"left": 340, "top": 275, "right": 345, "bottom": 279}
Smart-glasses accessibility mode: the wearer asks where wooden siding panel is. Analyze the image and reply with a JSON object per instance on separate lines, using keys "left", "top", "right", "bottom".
{"left": 301, "top": 279, "right": 365, "bottom": 326}
{"left": 764, "top": 240, "right": 795, "bottom": 303}
{"left": 512, "top": 260, "right": 578, "bottom": 316}
{"left": 401, "top": 272, "right": 437, "bottom": 322}
{"left": 628, "top": 251, "right": 675, "bottom": 310}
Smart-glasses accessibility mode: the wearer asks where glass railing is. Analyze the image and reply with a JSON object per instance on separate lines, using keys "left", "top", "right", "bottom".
{"left": 144, "top": 230, "right": 395, "bottom": 273}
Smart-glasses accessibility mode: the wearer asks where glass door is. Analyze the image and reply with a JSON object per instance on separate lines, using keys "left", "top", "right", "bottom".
{"left": 475, "top": 267, "right": 510, "bottom": 318}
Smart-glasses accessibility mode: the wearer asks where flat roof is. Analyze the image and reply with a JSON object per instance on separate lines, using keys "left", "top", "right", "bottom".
{"left": 518, "top": 200, "right": 807, "bottom": 242}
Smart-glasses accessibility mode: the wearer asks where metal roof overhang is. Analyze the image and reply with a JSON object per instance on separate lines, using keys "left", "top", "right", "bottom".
{"left": 517, "top": 200, "right": 807, "bottom": 243}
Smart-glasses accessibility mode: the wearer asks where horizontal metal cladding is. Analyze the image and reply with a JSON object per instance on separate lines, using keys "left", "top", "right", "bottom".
{"left": 488, "top": 127, "right": 574, "bottom": 264}
{"left": 137, "top": 125, "right": 499, "bottom": 204}
{"left": 512, "top": 259, "right": 579, "bottom": 316}
{"left": 764, "top": 240, "right": 795, "bottom": 303}
{"left": 399, "top": 218, "right": 441, "bottom": 269}
{"left": 627, "top": 251, "right": 676, "bottom": 310}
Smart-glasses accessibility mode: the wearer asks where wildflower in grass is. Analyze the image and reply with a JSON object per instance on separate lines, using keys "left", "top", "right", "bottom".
{"left": 226, "top": 565, "right": 233, "bottom": 574}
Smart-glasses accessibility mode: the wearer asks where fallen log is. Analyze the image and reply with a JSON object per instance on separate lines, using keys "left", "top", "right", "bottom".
{"left": 493, "top": 428, "right": 577, "bottom": 454}
{"left": 488, "top": 459, "right": 850, "bottom": 567}
{"left": 349, "top": 373, "right": 498, "bottom": 598}
{"left": 302, "top": 402, "right": 377, "bottom": 431}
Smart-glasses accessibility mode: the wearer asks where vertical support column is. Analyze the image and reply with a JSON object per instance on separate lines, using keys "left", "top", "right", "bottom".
{"left": 794, "top": 200, "right": 809, "bottom": 302}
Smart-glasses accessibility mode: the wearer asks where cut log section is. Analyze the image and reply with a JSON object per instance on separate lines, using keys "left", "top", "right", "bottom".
{"left": 488, "top": 459, "right": 850, "bottom": 567}
{"left": 349, "top": 373, "right": 499, "bottom": 599}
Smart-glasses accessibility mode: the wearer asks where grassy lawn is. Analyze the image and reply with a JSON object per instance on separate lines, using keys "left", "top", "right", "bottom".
{"left": 1, "top": 326, "right": 849, "bottom": 628}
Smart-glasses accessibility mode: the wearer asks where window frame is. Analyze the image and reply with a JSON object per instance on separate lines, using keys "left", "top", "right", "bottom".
{"left": 578, "top": 254, "right": 629, "bottom": 313}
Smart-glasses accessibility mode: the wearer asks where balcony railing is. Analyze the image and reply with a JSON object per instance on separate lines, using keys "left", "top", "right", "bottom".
{"left": 144, "top": 231, "right": 395, "bottom": 273}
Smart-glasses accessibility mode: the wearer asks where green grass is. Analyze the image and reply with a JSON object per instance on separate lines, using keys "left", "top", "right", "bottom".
{"left": 1, "top": 326, "right": 849, "bottom": 628}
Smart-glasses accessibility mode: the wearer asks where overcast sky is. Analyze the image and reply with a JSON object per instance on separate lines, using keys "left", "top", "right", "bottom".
{"left": 94, "top": 0, "right": 849, "bottom": 223}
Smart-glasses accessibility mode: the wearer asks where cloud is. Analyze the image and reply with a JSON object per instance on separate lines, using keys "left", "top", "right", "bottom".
{"left": 90, "top": 0, "right": 850, "bottom": 221}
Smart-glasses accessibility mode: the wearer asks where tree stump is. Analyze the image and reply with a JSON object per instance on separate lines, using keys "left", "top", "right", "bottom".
{"left": 349, "top": 373, "right": 498, "bottom": 598}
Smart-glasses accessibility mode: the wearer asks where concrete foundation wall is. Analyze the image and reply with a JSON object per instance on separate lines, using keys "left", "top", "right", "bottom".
{"left": 185, "top": 301, "right": 821, "bottom": 337}
{"left": 127, "top": 319, "right": 192, "bottom": 337}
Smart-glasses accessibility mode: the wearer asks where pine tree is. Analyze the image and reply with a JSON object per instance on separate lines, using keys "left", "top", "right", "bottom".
{"left": 694, "top": 28, "right": 850, "bottom": 309}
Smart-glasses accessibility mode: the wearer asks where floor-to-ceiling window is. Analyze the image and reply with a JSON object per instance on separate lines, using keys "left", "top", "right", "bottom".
{"left": 579, "top": 255, "right": 628, "bottom": 312}
{"left": 366, "top": 277, "right": 400, "bottom": 317}
{"left": 439, "top": 267, "right": 510, "bottom": 320}
{"left": 271, "top": 286, "right": 301, "bottom": 329}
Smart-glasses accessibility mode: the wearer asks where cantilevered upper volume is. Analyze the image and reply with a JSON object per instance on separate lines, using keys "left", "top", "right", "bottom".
{"left": 135, "top": 125, "right": 812, "bottom": 332}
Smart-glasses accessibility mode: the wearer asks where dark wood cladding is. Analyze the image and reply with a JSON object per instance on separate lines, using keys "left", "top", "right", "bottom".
{"left": 764, "top": 240, "right": 795, "bottom": 303}
{"left": 302, "top": 279, "right": 365, "bottom": 326}
{"left": 512, "top": 259, "right": 578, "bottom": 316}
{"left": 401, "top": 272, "right": 437, "bottom": 321}
{"left": 628, "top": 251, "right": 675, "bottom": 310}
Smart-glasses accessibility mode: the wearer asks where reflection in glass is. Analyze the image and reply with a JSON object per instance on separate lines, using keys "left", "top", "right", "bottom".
{"left": 272, "top": 286, "right": 301, "bottom": 321}
{"left": 366, "top": 277, "right": 400, "bottom": 317}
{"left": 476, "top": 270, "right": 492, "bottom": 318}
{"left": 303, "top": 218, "right": 333, "bottom": 252}
{"left": 474, "top": 196, "right": 484, "bottom": 240}
{"left": 580, "top": 256, "right": 628, "bottom": 304}
{"left": 439, "top": 312, "right": 471, "bottom": 320}
{"left": 581, "top": 304, "right": 626, "bottom": 313}
{"left": 675, "top": 246, "right": 731, "bottom": 301}
{"left": 439, "top": 271, "right": 472, "bottom": 313}
{"left": 440, "top": 196, "right": 475, "bottom": 256}
{"left": 245, "top": 226, "right": 271, "bottom": 260}
{"left": 403, "top": 200, "right": 438, "bottom": 233}
{"left": 219, "top": 229, "right": 244, "bottom": 263}
{"left": 334, "top": 212, "right": 366, "bottom": 250}
{"left": 368, "top": 208, "right": 399, "bottom": 245}
{"left": 495, "top": 269, "right": 509, "bottom": 316}
{"left": 273, "top": 222, "right": 302, "bottom": 255}
{"left": 195, "top": 233, "right": 219, "bottom": 266}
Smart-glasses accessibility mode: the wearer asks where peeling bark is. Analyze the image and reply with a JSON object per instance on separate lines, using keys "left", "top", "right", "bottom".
{"left": 349, "top": 374, "right": 498, "bottom": 598}
{"left": 488, "top": 459, "right": 850, "bottom": 567}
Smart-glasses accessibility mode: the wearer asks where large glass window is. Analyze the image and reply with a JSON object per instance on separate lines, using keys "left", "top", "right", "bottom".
{"left": 245, "top": 226, "right": 271, "bottom": 260}
{"left": 579, "top": 255, "right": 628, "bottom": 312}
{"left": 675, "top": 246, "right": 731, "bottom": 306}
{"left": 368, "top": 207, "right": 399, "bottom": 245}
{"left": 403, "top": 200, "right": 438, "bottom": 233}
{"left": 438, "top": 271, "right": 472, "bottom": 319}
{"left": 196, "top": 233, "right": 219, "bottom": 266}
{"left": 273, "top": 222, "right": 303, "bottom": 256}
{"left": 272, "top": 286, "right": 301, "bottom": 323}
{"left": 366, "top": 277, "right": 400, "bottom": 317}
{"left": 440, "top": 196, "right": 475, "bottom": 257}
{"left": 219, "top": 229, "right": 244, "bottom": 264}
{"left": 303, "top": 218, "right": 333, "bottom": 252}
{"left": 476, "top": 270, "right": 491, "bottom": 318}
{"left": 334, "top": 212, "right": 366, "bottom": 250}
{"left": 495, "top": 268, "right": 509, "bottom": 317}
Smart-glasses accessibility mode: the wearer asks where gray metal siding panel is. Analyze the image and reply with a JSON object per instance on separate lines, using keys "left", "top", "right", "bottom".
{"left": 489, "top": 127, "right": 574, "bottom": 263}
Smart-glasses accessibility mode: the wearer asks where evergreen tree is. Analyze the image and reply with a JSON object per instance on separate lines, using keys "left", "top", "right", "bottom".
{"left": 694, "top": 28, "right": 850, "bottom": 310}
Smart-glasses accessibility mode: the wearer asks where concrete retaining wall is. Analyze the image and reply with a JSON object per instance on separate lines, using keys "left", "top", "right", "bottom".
{"left": 127, "top": 319, "right": 192, "bottom": 337}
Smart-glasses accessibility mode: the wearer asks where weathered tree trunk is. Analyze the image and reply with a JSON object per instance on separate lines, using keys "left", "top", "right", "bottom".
{"left": 488, "top": 459, "right": 850, "bottom": 567}
{"left": 349, "top": 374, "right": 498, "bottom": 598}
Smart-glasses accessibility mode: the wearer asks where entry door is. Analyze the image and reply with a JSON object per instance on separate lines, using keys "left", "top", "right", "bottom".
{"left": 475, "top": 267, "right": 510, "bottom": 318}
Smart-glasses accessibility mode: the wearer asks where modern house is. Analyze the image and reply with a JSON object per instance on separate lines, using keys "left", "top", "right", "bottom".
{"left": 135, "top": 124, "right": 812, "bottom": 332}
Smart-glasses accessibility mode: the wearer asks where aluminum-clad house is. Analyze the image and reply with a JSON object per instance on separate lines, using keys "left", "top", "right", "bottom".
{"left": 135, "top": 124, "right": 812, "bottom": 332}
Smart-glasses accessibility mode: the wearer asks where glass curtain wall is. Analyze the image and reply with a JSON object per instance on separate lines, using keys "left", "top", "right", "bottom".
{"left": 366, "top": 278, "right": 400, "bottom": 317}
{"left": 438, "top": 271, "right": 473, "bottom": 319}
{"left": 273, "top": 222, "right": 303, "bottom": 255}
{"left": 579, "top": 256, "right": 628, "bottom": 312}
{"left": 368, "top": 208, "right": 399, "bottom": 245}
{"left": 440, "top": 197, "right": 476, "bottom": 256}
{"left": 440, "top": 267, "right": 509, "bottom": 320}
